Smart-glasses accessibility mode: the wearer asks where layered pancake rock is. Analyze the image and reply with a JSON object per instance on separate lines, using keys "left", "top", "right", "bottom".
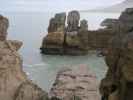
{"left": 50, "top": 65, "right": 100, "bottom": 100}
{"left": 0, "top": 15, "right": 48, "bottom": 100}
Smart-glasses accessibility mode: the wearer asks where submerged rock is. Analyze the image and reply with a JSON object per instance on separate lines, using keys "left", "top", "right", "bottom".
{"left": 0, "top": 15, "right": 49, "bottom": 100}
{"left": 50, "top": 65, "right": 100, "bottom": 100}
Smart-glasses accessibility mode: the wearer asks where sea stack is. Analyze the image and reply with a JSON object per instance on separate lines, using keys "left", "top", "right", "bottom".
{"left": 40, "top": 10, "right": 89, "bottom": 55}
{"left": 0, "top": 15, "right": 49, "bottom": 100}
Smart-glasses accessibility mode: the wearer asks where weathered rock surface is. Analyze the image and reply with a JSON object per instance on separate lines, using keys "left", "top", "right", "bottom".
{"left": 100, "top": 19, "right": 119, "bottom": 30}
{"left": 48, "top": 13, "right": 66, "bottom": 33}
{"left": 80, "top": 19, "right": 88, "bottom": 31}
{"left": 41, "top": 32, "right": 64, "bottom": 54}
{"left": 0, "top": 15, "right": 9, "bottom": 41}
{"left": 50, "top": 65, "right": 100, "bottom": 100}
{"left": 0, "top": 15, "right": 49, "bottom": 100}
{"left": 119, "top": 8, "right": 133, "bottom": 32}
{"left": 100, "top": 8, "right": 133, "bottom": 100}
{"left": 67, "top": 11, "right": 80, "bottom": 32}
{"left": 41, "top": 10, "right": 89, "bottom": 55}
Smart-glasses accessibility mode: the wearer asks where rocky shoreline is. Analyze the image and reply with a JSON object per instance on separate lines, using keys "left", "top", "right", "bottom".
{"left": 1, "top": 7, "right": 133, "bottom": 100}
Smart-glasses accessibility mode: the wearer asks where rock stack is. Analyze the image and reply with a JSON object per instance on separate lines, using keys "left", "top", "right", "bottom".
{"left": 50, "top": 65, "right": 100, "bottom": 100}
{"left": 0, "top": 15, "right": 49, "bottom": 100}
{"left": 99, "top": 8, "right": 133, "bottom": 100}
{"left": 40, "top": 10, "right": 89, "bottom": 55}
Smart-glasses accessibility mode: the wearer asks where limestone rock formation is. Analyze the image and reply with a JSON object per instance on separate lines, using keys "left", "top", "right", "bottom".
{"left": 0, "top": 15, "right": 9, "bottom": 41}
{"left": 50, "top": 65, "right": 100, "bottom": 100}
{"left": 67, "top": 11, "right": 80, "bottom": 32}
{"left": 119, "top": 8, "right": 133, "bottom": 32}
{"left": 0, "top": 15, "right": 49, "bottom": 100}
{"left": 41, "top": 32, "right": 64, "bottom": 54}
{"left": 100, "top": 19, "right": 119, "bottom": 30}
{"left": 41, "top": 10, "right": 89, "bottom": 55}
{"left": 80, "top": 19, "right": 88, "bottom": 31}
{"left": 100, "top": 8, "right": 133, "bottom": 100}
{"left": 48, "top": 12, "right": 66, "bottom": 33}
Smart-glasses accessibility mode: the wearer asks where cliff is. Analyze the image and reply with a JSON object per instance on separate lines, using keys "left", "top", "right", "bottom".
{"left": 0, "top": 15, "right": 49, "bottom": 100}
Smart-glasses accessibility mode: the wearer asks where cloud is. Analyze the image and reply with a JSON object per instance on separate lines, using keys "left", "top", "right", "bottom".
{"left": 0, "top": 0, "right": 125, "bottom": 12}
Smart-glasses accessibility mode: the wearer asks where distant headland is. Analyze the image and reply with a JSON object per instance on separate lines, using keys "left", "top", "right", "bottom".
{"left": 80, "top": 0, "right": 133, "bottom": 13}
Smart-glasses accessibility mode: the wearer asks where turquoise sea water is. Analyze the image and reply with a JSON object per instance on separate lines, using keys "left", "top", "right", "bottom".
{"left": 2, "top": 12, "right": 120, "bottom": 91}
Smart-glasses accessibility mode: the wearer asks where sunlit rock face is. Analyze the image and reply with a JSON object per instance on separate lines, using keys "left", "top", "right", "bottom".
{"left": 50, "top": 65, "right": 100, "bottom": 100}
{"left": 0, "top": 15, "right": 49, "bottom": 100}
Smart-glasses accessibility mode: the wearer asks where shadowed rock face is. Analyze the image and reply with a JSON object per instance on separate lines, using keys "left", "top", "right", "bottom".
{"left": 119, "top": 8, "right": 133, "bottom": 32}
{"left": 0, "top": 15, "right": 9, "bottom": 41}
{"left": 67, "top": 11, "right": 80, "bottom": 32}
{"left": 0, "top": 15, "right": 49, "bottom": 100}
{"left": 50, "top": 65, "right": 100, "bottom": 100}
{"left": 100, "top": 32, "right": 133, "bottom": 100}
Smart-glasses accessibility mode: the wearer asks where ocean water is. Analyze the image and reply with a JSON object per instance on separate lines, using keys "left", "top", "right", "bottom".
{"left": 2, "top": 11, "right": 120, "bottom": 91}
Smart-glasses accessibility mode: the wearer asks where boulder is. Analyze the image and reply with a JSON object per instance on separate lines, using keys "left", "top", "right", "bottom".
{"left": 0, "top": 15, "right": 9, "bottom": 41}
{"left": 48, "top": 12, "right": 66, "bottom": 33}
{"left": 50, "top": 65, "right": 100, "bottom": 100}
{"left": 67, "top": 11, "right": 80, "bottom": 32}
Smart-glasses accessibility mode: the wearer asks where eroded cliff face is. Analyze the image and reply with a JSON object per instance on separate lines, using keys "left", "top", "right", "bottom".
{"left": 0, "top": 15, "right": 49, "bottom": 100}
{"left": 100, "top": 8, "right": 133, "bottom": 100}
{"left": 50, "top": 65, "right": 100, "bottom": 100}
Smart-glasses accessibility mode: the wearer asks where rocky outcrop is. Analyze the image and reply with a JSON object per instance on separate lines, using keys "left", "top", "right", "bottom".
{"left": 48, "top": 13, "right": 66, "bottom": 33}
{"left": 41, "top": 11, "right": 89, "bottom": 55}
{"left": 41, "top": 32, "right": 64, "bottom": 54}
{"left": 50, "top": 65, "right": 100, "bottom": 100}
{"left": 100, "top": 19, "right": 119, "bottom": 30}
{"left": 0, "top": 15, "right": 49, "bottom": 100}
{"left": 100, "top": 8, "right": 133, "bottom": 100}
{"left": 67, "top": 11, "right": 80, "bottom": 32}
{"left": 80, "top": 20, "right": 88, "bottom": 31}
{"left": 0, "top": 15, "right": 9, "bottom": 41}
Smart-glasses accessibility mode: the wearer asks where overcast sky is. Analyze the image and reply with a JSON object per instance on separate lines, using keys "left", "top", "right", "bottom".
{"left": 0, "top": 0, "right": 125, "bottom": 12}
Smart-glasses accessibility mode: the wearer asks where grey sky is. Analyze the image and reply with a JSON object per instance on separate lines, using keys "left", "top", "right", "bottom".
{"left": 0, "top": 0, "right": 125, "bottom": 12}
